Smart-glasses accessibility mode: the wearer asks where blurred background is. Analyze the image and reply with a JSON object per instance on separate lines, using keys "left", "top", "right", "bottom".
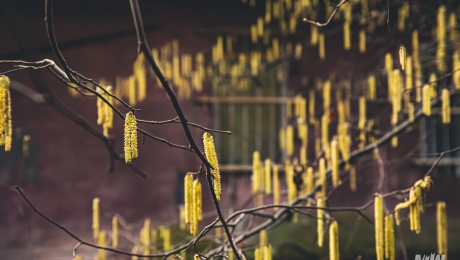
{"left": 0, "top": 0, "right": 460, "bottom": 259}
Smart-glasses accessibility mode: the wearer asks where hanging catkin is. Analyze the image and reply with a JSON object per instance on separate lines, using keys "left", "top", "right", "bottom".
{"left": 319, "top": 33, "right": 325, "bottom": 60}
{"left": 331, "top": 138, "right": 339, "bottom": 187}
{"left": 265, "top": 159, "right": 272, "bottom": 195}
{"left": 317, "top": 158, "right": 326, "bottom": 198}
{"left": 329, "top": 220, "right": 339, "bottom": 260}
{"left": 317, "top": 198, "right": 325, "bottom": 247}
{"left": 385, "top": 214, "right": 395, "bottom": 260}
{"left": 112, "top": 216, "right": 118, "bottom": 248}
{"left": 442, "top": 89, "right": 451, "bottom": 124}
{"left": 203, "top": 133, "right": 221, "bottom": 201}
{"left": 124, "top": 112, "right": 138, "bottom": 164}
{"left": 374, "top": 194, "right": 384, "bottom": 260}
{"left": 184, "top": 174, "right": 193, "bottom": 224}
{"left": 92, "top": 198, "right": 100, "bottom": 242}
{"left": 436, "top": 202, "right": 448, "bottom": 257}
{"left": 0, "top": 76, "right": 12, "bottom": 151}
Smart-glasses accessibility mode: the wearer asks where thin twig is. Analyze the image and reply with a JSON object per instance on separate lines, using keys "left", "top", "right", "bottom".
{"left": 302, "top": 0, "right": 350, "bottom": 27}
{"left": 137, "top": 117, "right": 232, "bottom": 135}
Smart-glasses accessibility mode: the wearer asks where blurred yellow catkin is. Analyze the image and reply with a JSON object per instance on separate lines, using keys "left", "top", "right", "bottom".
{"left": 331, "top": 139, "right": 339, "bottom": 187}
{"left": 359, "top": 29, "right": 366, "bottom": 53}
{"left": 97, "top": 231, "right": 107, "bottom": 260}
{"left": 317, "top": 198, "right": 325, "bottom": 247}
{"left": 442, "top": 89, "right": 451, "bottom": 124}
{"left": 92, "top": 198, "right": 100, "bottom": 242}
{"left": 329, "top": 220, "right": 339, "bottom": 260}
{"left": 112, "top": 215, "right": 118, "bottom": 248}
{"left": 264, "top": 159, "right": 272, "bottom": 195}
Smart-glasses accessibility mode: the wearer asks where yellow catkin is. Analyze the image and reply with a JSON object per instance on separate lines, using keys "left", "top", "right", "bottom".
{"left": 399, "top": 45, "right": 406, "bottom": 70}
{"left": 317, "top": 158, "right": 326, "bottom": 198}
{"left": 358, "top": 97, "right": 366, "bottom": 129}
{"left": 263, "top": 244, "right": 272, "bottom": 260}
{"left": 422, "top": 84, "right": 431, "bottom": 116}
{"left": 203, "top": 133, "right": 221, "bottom": 201}
{"left": 179, "top": 204, "right": 186, "bottom": 230}
{"left": 374, "top": 194, "right": 384, "bottom": 260}
{"left": 112, "top": 215, "right": 118, "bottom": 248}
{"left": 265, "top": 0, "right": 271, "bottom": 23}
{"left": 260, "top": 229, "right": 267, "bottom": 246}
{"left": 254, "top": 247, "right": 262, "bottom": 260}
{"left": 368, "top": 74, "right": 376, "bottom": 100}
{"left": 437, "top": 202, "right": 448, "bottom": 257}
{"left": 272, "top": 38, "right": 279, "bottom": 58}
{"left": 349, "top": 166, "right": 357, "bottom": 192}
{"left": 23, "top": 135, "right": 30, "bottom": 158}
{"left": 124, "top": 112, "right": 138, "bottom": 164}
{"left": 252, "top": 151, "right": 261, "bottom": 192}
{"left": 385, "top": 214, "right": 395, "bottom": 260}
{"left": 317, "top": 198, "right": 325, "bottom": 248}
{"left": 279, "top": 128, "right": 285, "bottom": 151}
{"left": 134, "top": 54, "right": 147, "bottom": 102}
{"left": 319, "top": 33, "right": 325, "bottom": 60}
{"left": 295, "top": 43, "right": 302, "bottom": 60}
{"left": 323, "top": 80, "right": 331, "bottom": 110}
{"left": 311, "top": 25, "right": 318, "bottom": 46}
{"left": 184, "top": 174, "right": 193, "bottom": 224}
{"left": 0, "top": 76, "right": 12, "bottom": 151}
{"left": 128, "top": 75, "right": 136, "bottom": 105}
{"left": 257, "top": 16, "right": 264, "bottom": 36}
{"left": 97, "top": 231, "right": 107, "bottom": 260}
{"left": 194, "top": 180, "right": 202, "bottom": 221}
{"left": 329, "top": 220, "right": 339, "bottom": 260}
{"left": 408, "top": 103, "right": 415, "bottom": 123}
{"left": 251, "top": 24, "right": 258, "bottom": 43}
{"left": 344, "top": 22, "right": 351, "bottom": 50}
{"left": 394, "top": 194, "right": 416, "bottom": 226}
{"left": 331, "top": 139, "right": 340, "bottom": 187}
{"left": 141, "top": 219, "right": 151, "bottom": 255}
{"left": 286, "top": 165, "right": 296, "bottom": 203}
{"left": 453, "top": 51, "right": 460, "bottom": 89}
{"left": 300, "top": 144, "right": 307, "bottom": 165}
{"left": 132, "top": 246, "right": 138, "bottom": 260}
{"left": 191, "top": 179, "right": 202, "bottom": 236}
{"left": 265, "top": 159, "right": 272, "bottom": 195}
{"left": 358, "top": 29, "right": 366, "bottom": 53}
{"left": 437, "top": 6, "right": 446, "bottom": 72}
{"left": 73, "top": 254, "right": 82, "bottom": 260}
{"left": 442, "top": 88, "right": 451, "bottom": 124}
{"left": 322, "top": 113, "right": 329, "bottom": 147}
{"left": 405, "top": 55, "right": 413, "bottom": 93}
{"left": 306, "top": 166, "right": 314, "bottom": 194}
{"left": 412, "top": 187, "right": 421, "bottom": 234}
{"left": 96, "top": 85, "right": 113, "bottom": 137}
{"left": 160, "top": 226, "right": 171, "bottom": 251}
{"left": 92, "top": 198, "right": 100, "bottom": 242}
{"left": 273, "top": 165, "right": 280, "bottom": 208}
{"left": 286, "top": 125, "right": 294, "bottom": 156}
{"left": 449, "top": 12, "right": 457, "bottom": 43}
